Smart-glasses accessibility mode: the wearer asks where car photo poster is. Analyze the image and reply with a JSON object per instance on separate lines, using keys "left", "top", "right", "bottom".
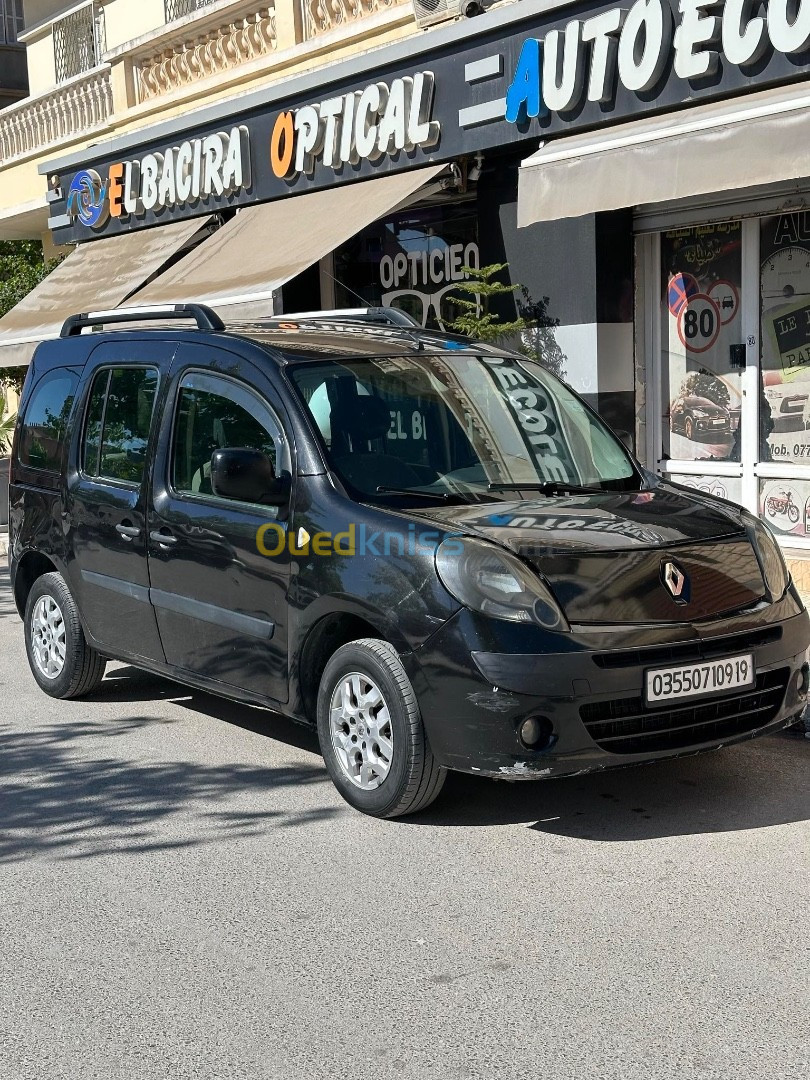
{"left": 662, "top": 223, "right": 742, "bottom": 464}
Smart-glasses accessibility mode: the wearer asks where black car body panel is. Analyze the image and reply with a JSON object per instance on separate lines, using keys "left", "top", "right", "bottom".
{"left": 8, "top": 320, "right": 809, "bottom": 790}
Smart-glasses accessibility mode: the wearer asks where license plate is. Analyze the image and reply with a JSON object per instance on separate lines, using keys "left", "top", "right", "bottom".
{"left": 711, "top": 419, "right": 726, "bottom": 426}
{"left": 645, "top": 653, "right": 755, "bottom": 706}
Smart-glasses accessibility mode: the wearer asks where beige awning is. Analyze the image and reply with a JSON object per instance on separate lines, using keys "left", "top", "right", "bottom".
{"left": 518, "top": 83, "right": 810, "bottom": 226}
{"left": 0, "top": 217, "right": 209, "bottom": 366}
{"left": 132, "top": 165, "right": 445, "bottom": 316}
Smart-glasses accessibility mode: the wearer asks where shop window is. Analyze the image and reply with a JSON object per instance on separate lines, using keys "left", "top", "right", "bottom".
{"left": 333, "top": 204, "right": 479, "bottom": 331}
{"left": 758, "top": 211, "right": 810, "bottom": 541}
{"left": 660, "top": 222, "right": 743, "bottom": 464}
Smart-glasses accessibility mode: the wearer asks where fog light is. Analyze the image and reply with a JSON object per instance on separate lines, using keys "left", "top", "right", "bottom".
{"left": 519, "top": 716, "right": 554, "bottom": 750}
{"left": 796, "top": 664, "right": 809, "bottom": 696}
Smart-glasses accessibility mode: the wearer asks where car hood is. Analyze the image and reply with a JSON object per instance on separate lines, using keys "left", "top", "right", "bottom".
{"left": 409, "top": 482, "right": 745, "bottom": 556}
{"left": 408, "top": 483, "right": 764, "bottom": 624}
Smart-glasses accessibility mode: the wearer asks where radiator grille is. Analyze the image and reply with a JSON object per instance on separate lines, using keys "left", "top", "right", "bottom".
{"left": 580, "top": 668, "right": 789, "bottom": 754}
{"left": 592, "top": 627, "right": 782, "bottom": 670}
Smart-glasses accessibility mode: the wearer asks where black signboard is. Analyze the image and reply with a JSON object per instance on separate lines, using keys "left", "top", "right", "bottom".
{"left": 47, "top": 0, "right": 810, "bottom": 244}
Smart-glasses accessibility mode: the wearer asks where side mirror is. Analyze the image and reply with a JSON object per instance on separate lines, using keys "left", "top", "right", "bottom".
{"left": 210, "top": 448, "right": 288, "bottom": 506}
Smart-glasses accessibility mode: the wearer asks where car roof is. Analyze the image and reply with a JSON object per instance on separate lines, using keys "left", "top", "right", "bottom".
{"left": 222, "top": 320, "right": 487, "bottom": 363}
{"left": 30, "top": 314, "right": 504, "bottom": 376}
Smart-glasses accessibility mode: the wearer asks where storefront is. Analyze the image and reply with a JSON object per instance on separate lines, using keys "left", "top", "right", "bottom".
{"left": 3, "top": 0, "right": 810, "bottom": 555}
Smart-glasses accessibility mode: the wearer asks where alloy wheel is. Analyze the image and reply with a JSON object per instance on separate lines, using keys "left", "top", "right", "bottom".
{"left": 329, "top": 671, "right": 394, "bottom": 789}
{"left": 30, "top": 595, "right": 67, "bottom": 680}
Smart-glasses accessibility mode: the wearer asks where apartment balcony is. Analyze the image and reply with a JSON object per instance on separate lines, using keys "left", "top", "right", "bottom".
{"left": 122, "top": 0, "right": 414, "bottom": 109}
{"left": 0, "top": 0, "right": 415, "bottom": 172}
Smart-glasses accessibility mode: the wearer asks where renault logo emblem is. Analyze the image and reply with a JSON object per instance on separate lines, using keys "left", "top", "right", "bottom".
{"left": 662, "top": 560, "right": 690, "bottom": 604}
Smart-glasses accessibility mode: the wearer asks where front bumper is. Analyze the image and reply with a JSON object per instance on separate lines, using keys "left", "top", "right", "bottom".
{"left": 407, "top": 592, "right": 810, "bottom": 779}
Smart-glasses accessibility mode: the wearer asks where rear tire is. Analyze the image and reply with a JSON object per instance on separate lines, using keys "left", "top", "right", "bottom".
{"left": 24, "top": 573, "right": 106, "bottom": 699}
{"left": 317, "top": 638, "right": 446, "bottom": 818}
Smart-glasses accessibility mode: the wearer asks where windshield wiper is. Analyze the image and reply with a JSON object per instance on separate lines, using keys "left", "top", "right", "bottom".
{"left": 488, "top": 481, "right": 611, "bottom": 496}
{"left": 376, "top": 485, "right": 454, "bottom": 501}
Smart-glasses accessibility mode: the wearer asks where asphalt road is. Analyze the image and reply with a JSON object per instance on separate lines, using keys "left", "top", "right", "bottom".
{"left": 0, "top": 566, "right": 808, "bottom": 1080}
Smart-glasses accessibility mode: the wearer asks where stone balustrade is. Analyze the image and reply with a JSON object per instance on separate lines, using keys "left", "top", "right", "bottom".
{"left": 0, "top": 66, "right": 112, "bottom": 167}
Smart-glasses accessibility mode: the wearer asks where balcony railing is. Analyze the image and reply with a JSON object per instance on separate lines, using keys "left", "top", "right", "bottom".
{"left": 53, "top": 1, "right": 106, "bottom": 84}
{"left": 165, "top": 0, "right": 220, "bottom": 22}
{"left": 135, "top": 2, "right": 277, "bottom": 103}
{"left": 0, "top": 65, "right": 112, "bottom": 166}
{"left": 300, "top": 0, "right": 408, "bottom": 39}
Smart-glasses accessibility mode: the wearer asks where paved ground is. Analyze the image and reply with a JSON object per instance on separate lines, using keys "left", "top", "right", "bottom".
{"left": 0, "top": 567, "right": 808, "bottom": 1080}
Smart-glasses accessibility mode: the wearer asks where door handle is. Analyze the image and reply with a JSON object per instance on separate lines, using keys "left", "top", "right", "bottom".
{"left": 150, "top": 529, "right": 178, "bottom": 547}
{"left": 115, "top": 523, "right": 141, "bottom": 541}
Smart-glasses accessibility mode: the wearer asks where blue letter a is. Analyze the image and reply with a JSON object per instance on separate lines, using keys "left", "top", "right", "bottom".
{"left": 505, "top": 39, "right": 544, "bottom": 124}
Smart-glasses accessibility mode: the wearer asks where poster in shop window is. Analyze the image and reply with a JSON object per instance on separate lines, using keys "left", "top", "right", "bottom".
{"left": 661, "top": 223, "right": 742, "bottom": 464}
{"left": 760, "top": 212, "right": 810, "bottom": 468}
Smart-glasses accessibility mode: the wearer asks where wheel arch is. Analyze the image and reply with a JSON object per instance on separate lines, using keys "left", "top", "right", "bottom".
{"left": 294, "top": 608, "right": 409, "bottom": 724}
{"left": 12, "top": 550, "right": 61, "bottom": 618}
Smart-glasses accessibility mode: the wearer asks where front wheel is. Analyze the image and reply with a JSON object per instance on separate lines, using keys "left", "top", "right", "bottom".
{"left": 317, "top": 638, "right": 446, "bottom": 818}
{"left": 24, "top": 573, "right": 106, "bottom": 699}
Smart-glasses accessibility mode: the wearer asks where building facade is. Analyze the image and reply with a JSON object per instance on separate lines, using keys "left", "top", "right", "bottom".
{"left": 3, "top": 0, "right": 810, "bottom": 584}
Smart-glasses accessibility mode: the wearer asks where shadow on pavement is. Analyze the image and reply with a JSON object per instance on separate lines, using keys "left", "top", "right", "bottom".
{"left": 0, "top": 703, "right": 336, "bottom": 864}
{"left": 3, "top": 566, "right": 808, "bottom": 845}
{"left": 408, "top": 732, "right": 810, "bottom": 838}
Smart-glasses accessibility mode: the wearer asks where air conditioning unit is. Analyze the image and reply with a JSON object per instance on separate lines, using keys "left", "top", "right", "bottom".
{"left": 413, "top": 0, "right": 496, "bottom": 31}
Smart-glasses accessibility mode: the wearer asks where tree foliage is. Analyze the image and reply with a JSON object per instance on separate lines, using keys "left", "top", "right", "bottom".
{"left": 0, "top": 240, "right": 59, "bottom": 401}
{"left": 448, "top": 262, "right": 528, "bottom": 341}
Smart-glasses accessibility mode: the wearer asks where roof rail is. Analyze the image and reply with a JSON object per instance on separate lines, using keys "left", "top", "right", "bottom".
{"left": 60, "top": 304, "right": 225, "bottom": 337}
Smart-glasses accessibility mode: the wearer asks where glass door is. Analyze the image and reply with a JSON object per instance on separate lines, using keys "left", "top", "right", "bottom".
{"left": 650, "top": 212, "right": 810, "bottom": 547}
{"left": 657, "top": 220, "right": 747, "bottom": 507}
{"left": 757, "top": 212, "right": 810, "bottom": 547}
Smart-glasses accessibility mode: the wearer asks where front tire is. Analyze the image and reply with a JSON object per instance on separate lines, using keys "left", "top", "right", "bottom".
{"left": 317, "top": 638, "right": 446, "bottom": 818}
{"left": 24, "top": 573, "right": 106, "bottom": 699}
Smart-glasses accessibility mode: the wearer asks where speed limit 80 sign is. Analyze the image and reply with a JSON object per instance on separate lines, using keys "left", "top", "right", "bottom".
{"left": 677, "top": 293, "right": 721, "bottom": 354}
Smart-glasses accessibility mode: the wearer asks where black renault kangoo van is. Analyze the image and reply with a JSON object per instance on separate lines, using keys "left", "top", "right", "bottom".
{"left": 9, "top": 306, "right": 809, "bottom": 816}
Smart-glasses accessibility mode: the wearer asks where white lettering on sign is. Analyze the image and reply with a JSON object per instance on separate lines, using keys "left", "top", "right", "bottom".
{"left": 103, "top": 126, "right": 251, "bottom": 223}
{"left": 505, "top": 0, "right": 810, "bottom": 125}
{"left": 379, "top": 242, "right": 480, "bottom": 290}
{"left": 270, "top": 72, "right": 440, "bottom": 180}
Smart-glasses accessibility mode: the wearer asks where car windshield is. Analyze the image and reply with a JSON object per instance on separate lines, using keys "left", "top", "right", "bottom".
{"left": 290, "top": 352, "right": 639, "bottom": 503}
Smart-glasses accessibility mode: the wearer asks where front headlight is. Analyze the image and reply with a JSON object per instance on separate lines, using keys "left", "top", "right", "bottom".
{"left": 435, "top": 536, "right": 569, "bottom": 631}
{"left": 748, "top": 517, "right": 790, "bottom": 602}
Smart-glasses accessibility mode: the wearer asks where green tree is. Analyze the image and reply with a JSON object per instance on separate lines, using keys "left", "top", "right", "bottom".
{"left": 448, "top": 262, "right": 528, "bottom": 342}
{"left": 0, "top": 241, "right": 60, "bottom": 427}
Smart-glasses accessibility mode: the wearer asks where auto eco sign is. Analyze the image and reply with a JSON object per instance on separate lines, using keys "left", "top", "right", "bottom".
{"left": 503, "top": 0, "right": 810, "bottom": 123}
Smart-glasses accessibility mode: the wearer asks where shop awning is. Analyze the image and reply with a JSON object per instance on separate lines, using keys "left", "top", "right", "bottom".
{"left": 518, "top": 83, "right": 810, "bottom": 226}
{"left": 0, "top": 217, "right": 208, "bottom": 366}
{"left": 132, "top": 165, "right": 446, "bottom": 316}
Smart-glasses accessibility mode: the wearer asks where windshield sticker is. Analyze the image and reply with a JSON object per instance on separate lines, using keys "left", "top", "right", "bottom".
{"left": 481, "top": 357, "right": 578, "bottom": 483}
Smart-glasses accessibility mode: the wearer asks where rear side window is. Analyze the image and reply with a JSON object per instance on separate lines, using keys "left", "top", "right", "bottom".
{"left": 83, "top": 366, "right": 159, "bottom": 485}
{"left": 17, "top": 368, "right": 79, "bottom": 472}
